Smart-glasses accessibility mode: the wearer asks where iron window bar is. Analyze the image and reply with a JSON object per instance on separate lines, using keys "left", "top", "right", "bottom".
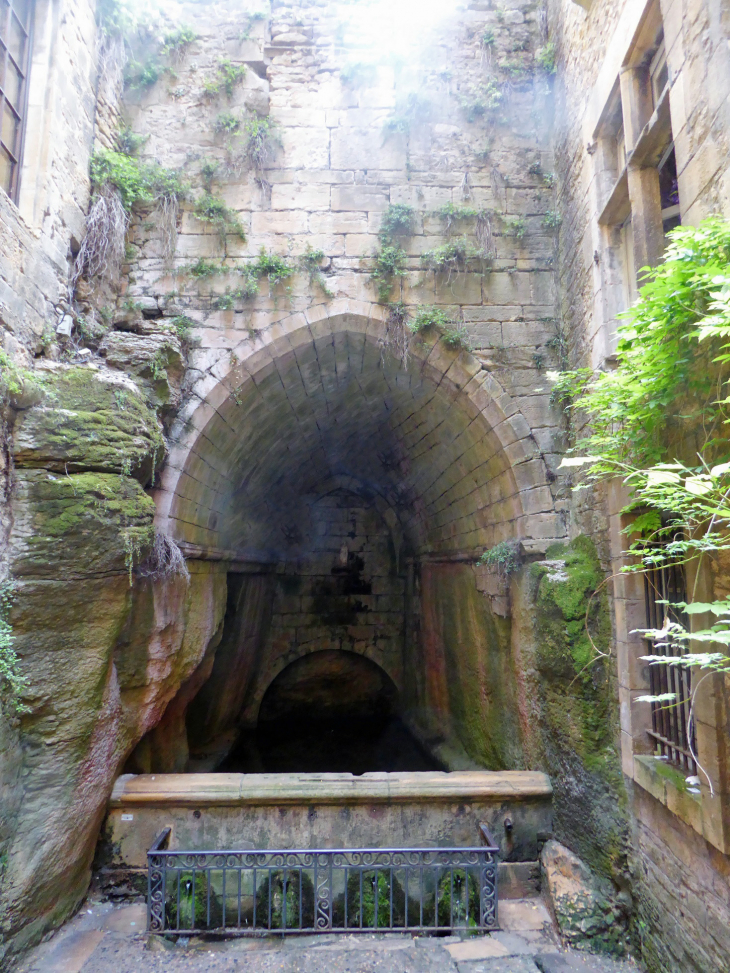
{"left": 147, "top": 826, "right": 499, "bottom": 936}
{"left": 643, "top": 552, "right": 697, "bottom": 776}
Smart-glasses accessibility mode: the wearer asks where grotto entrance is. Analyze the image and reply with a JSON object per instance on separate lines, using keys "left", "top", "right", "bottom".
{"left": 219, "top": 650, "right": 441, "bottom": 774}
{"left": 147, "top": 308, "right": 560, "bottom": 777}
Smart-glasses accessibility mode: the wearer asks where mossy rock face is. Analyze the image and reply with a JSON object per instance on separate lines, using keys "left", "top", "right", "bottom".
{"left": 100, "top": 332, "right": 184, "bottom": 415}
{"left": 12, "top": 367, "right": 166, "bottom": 484}
{"left": 10, "top": 470, "right": 156, "bottom": 579}
{"left": 531, "top": 536, "right": 628, "bottom": 888}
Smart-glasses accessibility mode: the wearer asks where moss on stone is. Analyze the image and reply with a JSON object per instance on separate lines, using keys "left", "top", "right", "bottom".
{"left": 11, "top": 470, "right": 155, "bottom": 579}
{"left": 13, "top": 368, "right": 166, "bottom": 484}
{"left": 531, "top": 536, "right": 629, "bottom": 885}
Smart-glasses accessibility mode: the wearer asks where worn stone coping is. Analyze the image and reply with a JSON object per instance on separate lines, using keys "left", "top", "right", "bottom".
{"left": 110, "top": 771, "right": 552, "bottom": 807}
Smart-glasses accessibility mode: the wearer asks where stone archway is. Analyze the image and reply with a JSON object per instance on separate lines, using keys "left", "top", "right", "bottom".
{"left": 148, "top": 302, "right": 563, "bottom": 773}
{"left": 154, "top": 301, "right": 560, "bottom": 557}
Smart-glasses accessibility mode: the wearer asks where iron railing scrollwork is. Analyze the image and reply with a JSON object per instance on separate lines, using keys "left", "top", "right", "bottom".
{"left": 147, "top": 827, "right": 499, "bottom": 936}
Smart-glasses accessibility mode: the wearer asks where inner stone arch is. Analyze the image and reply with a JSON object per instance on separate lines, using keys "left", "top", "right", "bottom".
{"left": 150, "top": 310, "right": 554, "bottom": 773}
{"left": 217, "top": 650, "right": 438, "bottom": 775}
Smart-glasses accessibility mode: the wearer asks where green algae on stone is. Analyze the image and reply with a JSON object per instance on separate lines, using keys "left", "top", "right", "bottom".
{"left": 10, "top": 470, "right": 156, "bottom": 579}
{"left": 12, "top": 367, "right": 166, "bottom": 484}
{"left": 531, "top": 536, "right": 629, "bottom": 888}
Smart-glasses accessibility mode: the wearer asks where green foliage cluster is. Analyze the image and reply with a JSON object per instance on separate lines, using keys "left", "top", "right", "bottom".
{"left": 543, "top": 172, "right": 557, "bottom": 189}
{"left": 299, "top": 245, "right": 333, "bottom": 298}
{"left": 171, "top": 314, "right": 195, "bottom": 348}
{"left": 559, "top": 219, "right": 730, "bottom": 469}
{"left": 240, "top": 116, "right": 282, "bottom": 174}
{"left": 0, "top": 350, "right": 39, "bottom": 407}
{"left": 0, "top": 580, "right": 28, "bottom": 713}
{"left": 185, "top": 257, "right": 225, "bottom": 279}
{"left": 378, "top": 204, "right": 416, "bottom": 240}
{"left": 215, "top": 111, "right": 241, "bottom": 136}
{"left": 124, "top": 58, "right": 161, "bottom": 90}
{"left": 200, "top": 159, "right": 221, "bottom": 189}
{"left": 161, "top": 26, "right": 197, "bottom": 58}
{"left": 408, "top": 305, "right": 472, "bottom": 351}
{"left": 536, "top": 41, "right": 557, "bottom": 74}
{"left": 203, "top": 58, "right": 247, "bottom": 98}
{"left": 252, "top": 250, "right": 295, "bottom": 288}
{"left": 542, "top": 210, "right": 562, "bottom": 231}
{"left": 501, "top": 215, "right": 527, "bottom": 240}
{"left": 441, "top": 322, "right": 473, "bottom": 351}
{"left": 193, "top": 193, "right": 246, "bottom": 241}
{"left": 421, "top": 238, "right": 490, "bottom": 277}
{"left": 340, "top": 62, "right": 377, "bottom": 87}
{"left": 499, "top": 58, "right": 527, "bottom": 78}
{"left": 370, "top": 244, "right": 407, "bottom": 302}
{"left": 434, "top": 202, "right": 486, "bottom": 235}
{"left": 115, "top": 125, "right": 148, "bottom": 156}
{"left": 558, "top": 219, "right": 730, "bottom": 723}
{"left": 90, "top": 149, "right": 189, "bottom": 212}
{"left": 478, "top": 541, "right": 522, "bottom": 578}
{"left": 481, "top": 29, "right": 495, "bottom": 48}
{"left": 459, "top": 81, "right": 503, "bottom": 123}
{"left": 408, "top": 305, "right": 450, "bottom": 334}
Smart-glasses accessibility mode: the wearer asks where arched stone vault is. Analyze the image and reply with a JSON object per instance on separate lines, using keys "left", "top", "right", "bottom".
{"left": 154, "top": 301, "right": 563, "bottom": 561}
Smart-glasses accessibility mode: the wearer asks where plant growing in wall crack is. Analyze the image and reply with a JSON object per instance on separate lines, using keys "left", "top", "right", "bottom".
{"left": 299, "top": 245, "right": 334, "bottom": 298}
{"left": 74, "top": 149, "right": 189, "bottom": 287}
{"left": 203, "top": 58, "right": 247, "bottom": 99}
{"left": 193, "top": 193, "right": 246, "bottom": 245}
{"left": 408, "top": 305, "right": 472, "bottom": 352}
{"left": 477, "top": 541, "right": 522, "bottom": 579}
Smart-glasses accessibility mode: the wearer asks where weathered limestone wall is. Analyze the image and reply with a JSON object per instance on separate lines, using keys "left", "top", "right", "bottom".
{"left": 409, "top": 561, "right": 522, "bottom": 772}
{"left": 549, "top": 0, "right": 730, "bottom": 969}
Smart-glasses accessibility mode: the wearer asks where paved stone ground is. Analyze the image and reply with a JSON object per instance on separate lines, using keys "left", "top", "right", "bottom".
{"left": 16, "top": 899, "right": 641, "bottom": 973}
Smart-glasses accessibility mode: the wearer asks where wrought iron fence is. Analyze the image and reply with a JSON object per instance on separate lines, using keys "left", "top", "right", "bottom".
{"left": 147, "top": 826, "right": 499, "bottom": 935}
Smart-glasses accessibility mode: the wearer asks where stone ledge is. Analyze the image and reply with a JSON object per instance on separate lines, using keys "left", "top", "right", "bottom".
{"left": 110, "top": 770, "right": 553, "bottom": 807}
{"left": 633, "top": 755, "right": 728, "bottom": 855}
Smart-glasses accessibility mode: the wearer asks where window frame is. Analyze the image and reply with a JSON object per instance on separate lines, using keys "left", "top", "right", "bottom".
{"left": 0, "top": 0, "right": 34, "bottom": 203}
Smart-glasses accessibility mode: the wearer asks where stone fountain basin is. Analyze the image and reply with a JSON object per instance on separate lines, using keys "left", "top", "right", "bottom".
{"left": 103, "top": 770, "right": 552, "bottom": 869}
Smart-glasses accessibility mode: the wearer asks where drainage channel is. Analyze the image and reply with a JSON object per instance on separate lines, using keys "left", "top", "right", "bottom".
{"left": 147, "top": 825, "right": 499, "bottom": 936}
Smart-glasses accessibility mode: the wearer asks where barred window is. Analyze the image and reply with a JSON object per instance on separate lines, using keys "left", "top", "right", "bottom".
{"left": 1, "top": 0, "right": 32, "bottom": 201}
{"left": 643, "top": 555, "right": 697, "bottom": 775}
